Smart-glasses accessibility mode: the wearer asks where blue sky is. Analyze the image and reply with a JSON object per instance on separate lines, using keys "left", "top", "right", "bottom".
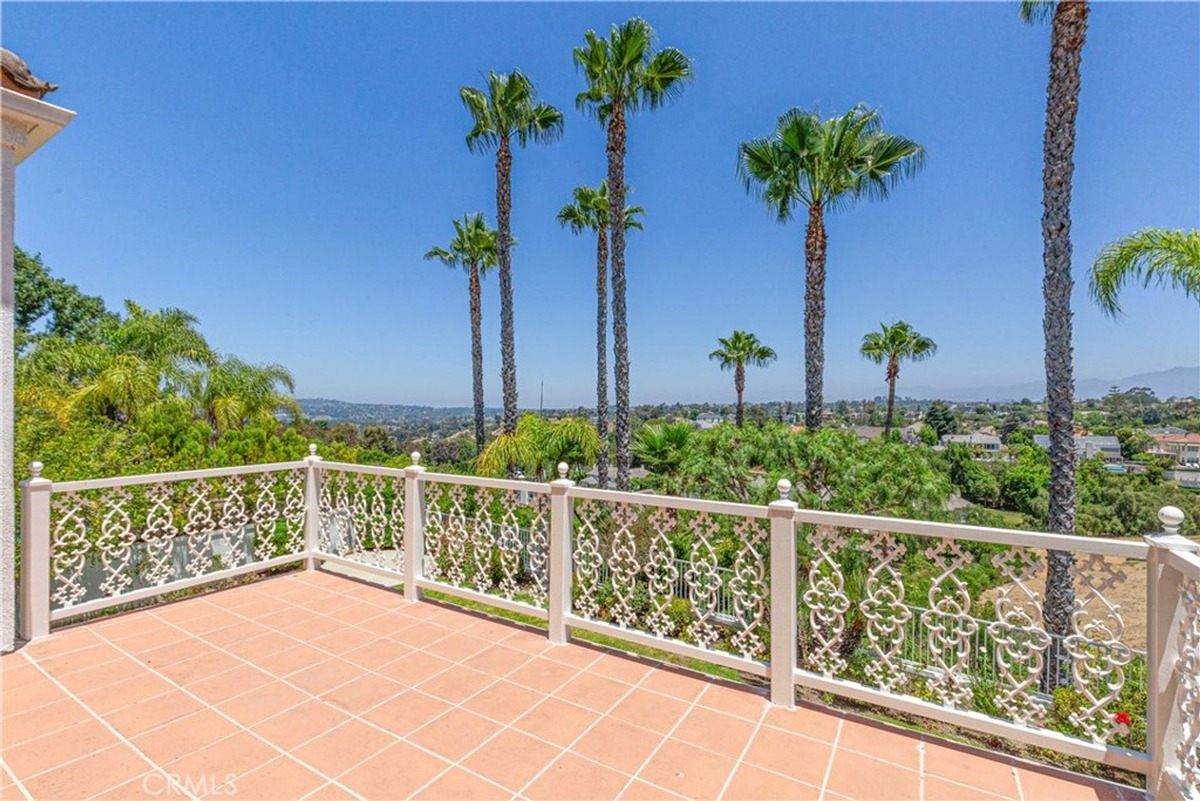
{"left": 4, "top": 2, "right": 1198, "bottom": 408}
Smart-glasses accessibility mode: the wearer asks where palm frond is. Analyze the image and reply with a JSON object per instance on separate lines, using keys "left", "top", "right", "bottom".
{"left": 1090, "top": 228, "right": 1200, "bottom": 316}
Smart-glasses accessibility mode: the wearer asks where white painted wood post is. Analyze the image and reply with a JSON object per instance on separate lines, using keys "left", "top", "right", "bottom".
{"left": 403, "top": 452, "right": 427, "bottom": 602}
{"left": 768, "top": 479, "right": 799, "bottom": 709}
{"left": 303, "top": 445, "right": 322, "bottom": 570}
{"left": 19, "top": 462, "right": 51, "bottom": 641}
{"left": 548, "top": 463, "right": 575, "bottom": 646}
{"left": 1145, "top": 506, "right": 1198, "bottom": 800}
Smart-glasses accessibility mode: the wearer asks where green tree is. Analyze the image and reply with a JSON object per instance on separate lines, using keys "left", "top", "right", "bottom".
{"left": 738, "top": 106, "right": 925, "bottom": 430}
{"left": 557, "top": 180, "right": 644, "bottom": 488}
{"left": 477, "top": 412, "right": 600, "bottom": 480}
{"left": 858, "top": 321, "right": 937, "bottom": 436}
{"left": 1000, "top": 412, "right": 1022, "bottom": 444}
{"left": 14, "top": 246, "right": 113, "bottom": 346}
{"left": 461, "top": 71, "right": 564, "bottom": 441}
{"left": 185, "top": 357, "right": 298, "bottom": 443}
{"left": 574, "top": 17, "right": 692, "bottom": 491}
{"left": 1089, "top": 228, "right": 1200, "bottom": 316}
{"left": 708, "top": 331, "right": 777, "bottom": 428}
{"left": 924, "top": 401, "right": 957, "bottom": 440}
{"left": 425, "top": 213, "right": 499, "bottom": 453}
{"left": 1022, "top": 0, "right": 1090, "bottom": 650}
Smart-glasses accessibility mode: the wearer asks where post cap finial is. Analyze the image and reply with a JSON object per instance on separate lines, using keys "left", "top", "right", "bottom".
{"left": 777, "top": 478, "right": 792, "bottom": 499}
{"left": 308, "top": 444, "right": 318, "bottom": 456}
{"left": 411, "top": 451, "right": 421, "bottom": 466}
{"left": 1159, "top": 505, "right": 1185, "bottom": 534}
{"left": 29, "top": 461, "right": 43, "bottom": 478}
{"left": 558, "top": 463, "right": 569, "bottom": 479}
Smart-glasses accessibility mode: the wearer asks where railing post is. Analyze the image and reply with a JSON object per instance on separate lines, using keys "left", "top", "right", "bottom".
{"left": 768, "top": 479, "right": 799, "bottom": 709}
{"left": 1145, "top": 505, "right": 1198, "bottom": 801}
{"left": 19, "top": 462, "right": 52, "bottom": 641}
{"left": 403, "top": 452, "right": 427, "bottom": 602}
{"left": 548, "top": 463, "right": 575, "bottom": 646}
{"left": 303, "top": 444, "right": 322, "bottom": 570}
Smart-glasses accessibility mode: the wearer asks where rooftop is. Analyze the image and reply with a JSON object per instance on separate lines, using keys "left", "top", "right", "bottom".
{"left": 2, "top": 570, "right": 1139, "bottom": 800}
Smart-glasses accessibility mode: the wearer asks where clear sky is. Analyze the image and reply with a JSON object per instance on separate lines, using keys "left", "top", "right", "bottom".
{"left": 4, "top": 2, "right": 1198, "bottom": 408}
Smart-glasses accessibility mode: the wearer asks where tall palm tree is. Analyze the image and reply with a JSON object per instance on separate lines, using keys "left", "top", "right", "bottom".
{"left": 1022, "top": 0, "right": 1089, "bottom": 652}
{"left": 1090, "top": 228, "right": 1200, "bottom": 316}
{"left": 424, "top": 214, "right": 499, "bottom": 454}
{"left": 574, "top": 17, "right": 692, "bottom": 491}
{"left": 738, "top": 105, "right": 925, "bottom": 431}
{"left": 556, "top": 180, "right": 644, "bottom": 488}
{"left": 708, "top": 331, "right": 777, "bottom": 429}
{"left": 460, "top": 71, "right": 564, "bottom": 442}
{"left": 858, "top": 321, "right": 937, "bottom": 436}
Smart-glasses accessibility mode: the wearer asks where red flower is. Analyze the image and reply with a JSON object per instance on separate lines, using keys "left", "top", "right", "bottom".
{"left": 1114, "top": 712, "right": 1132, "bottom": 726}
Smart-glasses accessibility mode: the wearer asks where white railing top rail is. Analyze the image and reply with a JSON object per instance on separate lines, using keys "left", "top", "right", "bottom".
{"left": 48, "top": 460, "right": 310, "bottom": 493}
{"left": 420, "top": 470, "right": 552, "bottom": 495}
{"left": 1165, "top": 547, "right": 1200, "bottom": 579}
{"left": 317, "top": 460, "right": 409, "bottom": 480}
{"left": 793, "top": 507, "right": 1151, "bottom": 559}
{"left": 567, "top": 485, "right": 769, "bottom": 519}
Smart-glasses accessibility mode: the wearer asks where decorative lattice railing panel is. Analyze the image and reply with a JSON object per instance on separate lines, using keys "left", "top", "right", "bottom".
{"left": 421, "top": 478, "right": 550, "bottom": 607}
{"left": 571, "top": 496, "right": 770, "bottom": 662}
{"left": 49, "top": 467, "right": 307, "bottom": 612}
{"left": 793, "top": 519, "right": 1146, "bottom": 749}
{"left": 317, "top": 468, "right": 405, "bottom": 574}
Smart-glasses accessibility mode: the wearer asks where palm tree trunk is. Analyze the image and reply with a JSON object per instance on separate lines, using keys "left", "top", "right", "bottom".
{"left": 735, "top": 362, "right": 746, "bottom": 428}
{"left": 596, "top": 227, "right": 610, "bottom": 488}
{"left": 1041, "top": 0, "right": 1089, "bottom": 682}
{"left": 884, "top": 358, "right": 898, "bottom": 437}
{"left": 804, "top": 202, "right": 827, "bottom": 431}
{"left": 469, "top": 263, "right": 486, "bottom": 454}
{"left": 496, "top": 136, "right": 518, "bottom": 439}
{"left": 607, "top": 103, "right": 631, "bottom": 491}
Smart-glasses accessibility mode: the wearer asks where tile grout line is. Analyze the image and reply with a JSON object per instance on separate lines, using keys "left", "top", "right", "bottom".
{"left": 145, "top": 578, "right": 590, "bottom": 797}
{"left": 918, "top": 735, "right": 926, "bottom": 801}
{"left": 94, "top": 607, "right": 368, "bottom": 799}
{"left": 1013, "top": 762, "right": 1025, "bottom": 801}
{"left": 818, "top": 716, "right": 845, "bottom": 800}
{"left": 200, "top": 574, "right": 787, "bottom": 800}
{"left": 1, "top": 757, "right": 34, "bottom": 800}
{"left": 17, "top": 649, "right": 197, "bottom": 801}
{"left": 511, "top": 654, "right": 674, "bottom": 798}
{"left": 714, "top": 695, "right": 772, "bottom": 800}
{"left": 403, "top": 642, "right": 612, "bottom": 798}
{"left": 610, "top": 676, "right": 712, "bottom": 800}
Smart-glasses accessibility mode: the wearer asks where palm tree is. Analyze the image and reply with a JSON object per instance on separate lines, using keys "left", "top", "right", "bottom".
{"left": 1090, "top": 228, "right": 1200, "bottom": 316}
{"left": 557, "top": 180, "right": 644, "bottom": 488}
{"left": 1021, "top": 0, "right": 1089, "bottom": 653}
{"left": 425, "top": 214, "right": 499, "bottom": 453}
{"left": 708, "top": 331, "right": 777, "bottom": 428}
{"left": 460, "top": 71, "right": 564, "bottom": 443}
{"left": 858, "top": 321, "right": 937, "bottom": 436}
{"left": 477, "top": 412, "right": 601, "bottom": 481}
{"left": 738, "top": 105, "right": 925, "bottom": 431}
{"left": 574, "top": 17, "right": 692, "bottom": 491}
{"left": 186, "top": 357, "right": 297, "bottom": 443}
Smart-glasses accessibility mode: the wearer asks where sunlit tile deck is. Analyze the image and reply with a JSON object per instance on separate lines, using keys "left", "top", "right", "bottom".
{"left": 1, "top": 571, "right": 1141, "bottom": 800}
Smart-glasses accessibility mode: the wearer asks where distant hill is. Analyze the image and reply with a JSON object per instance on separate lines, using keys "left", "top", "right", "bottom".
{"left": 297, "top": 398, "right": 488, "bottom": 422}
{"left": 900, "top": 366, "right": 1199, "bottom": 403}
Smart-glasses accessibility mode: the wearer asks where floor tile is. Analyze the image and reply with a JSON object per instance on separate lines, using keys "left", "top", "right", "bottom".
{"left": 634, "top": 738, "right": 736, "bottom": 799}
{"left": 461, "top": 728, "right": 563, "bottom": 791}
{"left": 571, "top": 717, "right": 663, "bottom": 774}
{"left": 336, "top": 740, "right": 449, "bottom": 798}
{"left": 407, "top": 708, "right": 502, "bottom": 761}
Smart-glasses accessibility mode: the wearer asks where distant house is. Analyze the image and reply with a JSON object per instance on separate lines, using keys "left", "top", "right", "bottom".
{"left": 1033, "top": 434, "right": 1122, "bottom": 464}
{"left": 1165, "top": 468, "right": 1200, "bottom": 489}
{"left": 1146, "top": 425, "right": 1187, "bottom": 436}
{"left": 695, "top": 412, "right": 724, "bottom": 430}
{"left": 853, "top": 426, "right": 887, "bottom": 442}
{"left": 1149, "top": 432, "right": 1200, "bottom": 466}
{"left": 941, "top": 432, "right": 1002, "bottom": 456}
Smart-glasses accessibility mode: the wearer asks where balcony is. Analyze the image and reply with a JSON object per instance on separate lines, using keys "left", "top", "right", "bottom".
{"left": 5, "top": 451, "right": 1199, "bottom": 799}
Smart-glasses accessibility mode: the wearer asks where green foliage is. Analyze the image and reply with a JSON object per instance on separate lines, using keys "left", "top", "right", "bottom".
{"left": 924, "top": 401, "right": 957, "bottom": 439}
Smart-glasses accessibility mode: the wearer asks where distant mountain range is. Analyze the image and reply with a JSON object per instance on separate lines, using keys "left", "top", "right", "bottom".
{"left": 300, "top": 366, "right": 1198, "bottom": 422}
{"left": 899, "top": 366, "right": 1198, "bottom": 403}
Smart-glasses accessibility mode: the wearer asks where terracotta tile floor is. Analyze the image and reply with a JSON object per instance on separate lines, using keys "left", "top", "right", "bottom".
{"left": 0, "top": 571, "right": 1144, "bottom": 800}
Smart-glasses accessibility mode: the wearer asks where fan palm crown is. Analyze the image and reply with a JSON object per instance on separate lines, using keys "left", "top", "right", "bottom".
{"left": 859, "top": 321, "right": 937, "bottom": 435}
{"left": 709, "top": 330, "right": 777, "bottom": 428}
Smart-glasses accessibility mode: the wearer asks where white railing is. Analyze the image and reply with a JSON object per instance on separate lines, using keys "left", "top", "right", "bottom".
{"left": 16, "top": 450, "right": 1200, "bottom": 798}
